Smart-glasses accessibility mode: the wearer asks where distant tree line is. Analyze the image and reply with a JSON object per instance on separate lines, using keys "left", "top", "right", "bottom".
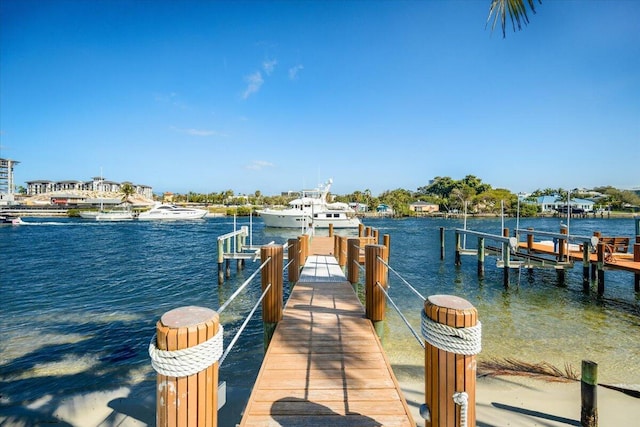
{"left": 164, "top": 175, "right": 640, "bottom": 217}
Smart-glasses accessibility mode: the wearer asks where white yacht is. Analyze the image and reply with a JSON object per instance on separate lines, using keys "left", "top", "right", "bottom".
{"left": 258, "top": 179, "right": 362, "bottom": 229}
{"left": 137, "top": 203, "right": 208, "bottom": 221}
{"left": 79, "top": 205, "right": 135, "bottom": 221}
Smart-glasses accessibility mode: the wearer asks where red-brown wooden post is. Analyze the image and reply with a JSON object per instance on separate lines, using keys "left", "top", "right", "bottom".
{"left": 261, "top": 244, "right": 283, "bottom": 349}
{"left": 365, "top": 244, "right": 387, "bottom": 338}
{"left": 338, "top": 236, "right": 348, "bottom": 268}
{"left": 328, "top": 223, "right": 334, "bottom": 237}
{"left": 358, "top": 223, "right": 364, "bottom": 237}
{"left": 634, "top": 239, "right": 640, "bottom": 292}
{"left": 153, "top": 306, "right": 221, "bottom": 427}
{"left": 287, "top": 238, "right": 300, "bottom": 284}
{"left": 347, "top": 238, "right": 360, "bottom": 288}
{"left": 423, "top": 295, "right": 480, "bottom": 427}
{"left": 299, "top": 234, "right": 309, "bottom": 266}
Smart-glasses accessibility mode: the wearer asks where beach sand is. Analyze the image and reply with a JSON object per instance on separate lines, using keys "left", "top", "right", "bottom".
{"left": 2, "top": 374, "right": 639, "bottom": 426}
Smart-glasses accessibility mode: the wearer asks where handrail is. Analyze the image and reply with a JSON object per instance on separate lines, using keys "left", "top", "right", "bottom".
{"left": 515, "top": 228, "right": 598, "bottom": 247}
{"left": 455, "top": 228, "right": 518, "bottom": 251}
{"left": 218, "top": 256, "right": 271, "bottom": 314}
{"left": 376, "top": 282, "right": 425, "bottom": 349}
{"left": 219, "top": 282, "right": 272, "bottom": 366}
{"left": 377, "top": 255, "right": 426, "bottom": 302}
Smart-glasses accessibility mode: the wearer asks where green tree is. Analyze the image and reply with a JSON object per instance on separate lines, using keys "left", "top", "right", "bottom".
{"left": 120, "top": 183, "right": 135, "bottom": 204}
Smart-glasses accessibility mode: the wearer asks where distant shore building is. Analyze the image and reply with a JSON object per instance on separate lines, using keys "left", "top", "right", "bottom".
{"left": 26, "top": 176, "right": 153, "bottom": 199}
{"left": 409, "top": 201, "right": 439, "bottom": 215}
{"left": 0, "top": 157, "right": 20, "bottom": 206}
{"left": 536, "top": 195, "right": 595, "bottom": 214}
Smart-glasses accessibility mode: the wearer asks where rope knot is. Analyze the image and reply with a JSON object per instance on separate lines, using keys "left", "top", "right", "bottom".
{"left": 149, "top": 325, "right": 224, "bottom": 377}
{"left": 421, "top": 310, "right": 481, "bottom": 355}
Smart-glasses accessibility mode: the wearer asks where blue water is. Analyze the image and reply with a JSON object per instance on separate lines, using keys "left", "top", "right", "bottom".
{"left": 1, "top": 215, "right": 638, "bottom": 425}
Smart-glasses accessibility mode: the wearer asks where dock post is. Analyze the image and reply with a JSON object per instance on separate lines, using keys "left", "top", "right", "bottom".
{"left": 358, "top": 223, "right": 364, "bottom": 237}
{"left": 454, "top": 232, "right": 461, "bottom": 266}
{"left": 581, "top": 360, "right": 598, "bottom": 427}
{"left": 347, "top": 238, "right": 360, "bottom": 292}
{"left": 422, "top": 295, "right": 480, "bottom": 427}
{"left": 557, "top": 226, "right": 568, "bottom": 284}
{"left": 477, "top": 237, "right": 485, "bottom": 278}
{"left": 338, "top": 236, "right": 347, "bottom": 268}
{"left": 634, "top": 239, "right": 640, "bottom": 292}
{"left": 440, "top": 227, "right": 445, "bottom": 260}
{"left": 151, "top": 306, "right": 221, "bottom": 427}
{"left": 261, "top": 244, "right": 283, "bottom": 350}
{"left": 328, "top": 223, "right": 334, "bottom": 237}
{"left": 527, "top": 228, "right": 534, "bottom": 273}
{"left": 591, "top": 232, "right": 601, "bottom": 281}
{"left": 635, "top": 217, "right": 640, "bottom": 237}
{"left": 217, "top": 239, "right": 224, "bottom": 284}
{"left": 583, "top": 243, "right": 591, "bottom": 293}
{"left": 373, "top": 229, "right": 380, "bottom": 243}
{"left": 502, "top": 228, "right": 510, "bottom": 288}
{"left": 383, "top": 234, "right": 390, "bottom": 252}
{"left": 596, "top": 243, "right": 605, "bottom": 296}
{"left": 365, "top": 244, "right": 388, "bottom": 339}
{"left": 299, "top": 234, "right": 309, "bottom": 264}
{"left": 287, "top": 238, "right": 300, "bottom": 284}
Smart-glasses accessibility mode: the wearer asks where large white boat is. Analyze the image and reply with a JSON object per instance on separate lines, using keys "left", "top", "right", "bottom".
{"left": 79, "top": 205, "right": 135, "bottom": 221}
{"left": 258, "top": 179, "right": 362, "bottom": 229}
{"left": 137, "top": 203, "right": 208, "bottom": 221}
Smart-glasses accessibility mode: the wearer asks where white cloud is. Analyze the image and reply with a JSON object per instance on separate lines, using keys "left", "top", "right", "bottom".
{"left": 242, "top": 71, "right": 264, "bottom": 99}
{"left": 245, "top": 160, "right": 275, "bottom": 170}
{"left": 288, "top": 64, "right": 304, "bottom": 80}
{"left": 263, "top": 59, "right": 277, "bottom": 75}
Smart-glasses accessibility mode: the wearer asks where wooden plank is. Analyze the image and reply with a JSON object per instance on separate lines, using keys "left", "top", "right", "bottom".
{"left": 239, "top": 255, "right": 415, "bottom": 426}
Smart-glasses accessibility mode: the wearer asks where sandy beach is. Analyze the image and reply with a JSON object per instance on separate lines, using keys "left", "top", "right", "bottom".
{"left": 2, "top": 374, "right": 639, "bottom": 426}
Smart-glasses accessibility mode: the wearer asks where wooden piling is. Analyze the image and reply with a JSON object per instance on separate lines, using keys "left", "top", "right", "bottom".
{"left": 454, "top": 232, "right": 461, "bottom": 266}
{"left": 154, "top": 306, "right": 220, "bottom": 427}
{"left": 287, "top": 238, "right": 300, "bottom": 284}
{"left": 347, "top": 238, "right": 360, "bottom": 289}
{"left": 365, "top": 244, "right": 387, "bottom": 338}
{"left": 581, "top": 360, "right": 598, "bottom": 427}
{"left": 440, "top": 227, "right": 445, "bottom": 260}
{"left": 328, "top": 223, "right": 334, "bottom": 237}
{"left": 634, "top": 239, "right": 640, "bottom": 292}
{"left": 502, "top": 228, "right": 510, "bottom": 288}
{"left": 337, "top": 236, "right": 347, "bottom": 268}
{"left": 299, "top": 234, "right": 309, "bottom": 265}
{"left": 217, "top": 239, "right": 224, "bottom": 284}
{"left": 424, "top": 295, "right": 479, "bottom": 427}
{"left": 597, "top": 243, "right": 605, "bottom": 296}
{"left": 583, "top": 242, "right": 591, "bottom": 293}
{"left": 477, "top": 237, "right": 485, "bottom": 278}
{"left": 261, "top": 244, "right": 283, "bottom": 349}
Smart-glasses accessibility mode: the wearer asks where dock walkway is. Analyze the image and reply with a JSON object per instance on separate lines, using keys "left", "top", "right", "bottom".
{"left": 239, "top": 237, "right": 415, "bottom": 426}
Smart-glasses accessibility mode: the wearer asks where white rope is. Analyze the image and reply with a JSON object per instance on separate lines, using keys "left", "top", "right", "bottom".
{"left": 149, "top": 325, "right": 224, "bottom": 377}
{"left": 453, "top": 391, "right": 469, "bottom": 427}
{"left": 421, "top": 310, "right": 481, "bottom": 355}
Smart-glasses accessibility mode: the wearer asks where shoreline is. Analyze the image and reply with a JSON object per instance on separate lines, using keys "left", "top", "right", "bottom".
{"left": 2, "top": 374, "right": 639, "bottom": 426}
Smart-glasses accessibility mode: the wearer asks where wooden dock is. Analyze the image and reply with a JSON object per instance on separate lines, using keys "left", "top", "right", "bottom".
{"left": 239, "top": 237, "right": 416, "bottom": 426}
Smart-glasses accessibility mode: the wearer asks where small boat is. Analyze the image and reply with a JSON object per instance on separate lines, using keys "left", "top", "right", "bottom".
{"left": 0, "top": 214, "right": 24, "bottom": 225}
{"left": 79, "top": 204, "right": 135, "bottom": 221}
{"left": 137, "top": 203, "right": 208, "bottom": 221}
{"left": 258, "top": 178, "right": 362, "bottom": 229}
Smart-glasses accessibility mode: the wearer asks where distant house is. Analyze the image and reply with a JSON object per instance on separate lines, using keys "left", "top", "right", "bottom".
{"left": 536, "top": 195, "right": 595, "bottom": 214}
{"left": 376, "top": 204, "right": 393, "bottom": 215}
{"left": 348, "top": 202, "right": 369, "bottom": 213}
{"left": 409, "top": 201, "right": 439, "bottom": 215}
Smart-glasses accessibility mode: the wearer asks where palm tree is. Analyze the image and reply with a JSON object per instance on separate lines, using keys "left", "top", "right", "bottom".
{"left": 120, "top": 183, "right": 135, "bottom": 204}
{"left": 487, "top": 0, "right": 541, "bottom": 38}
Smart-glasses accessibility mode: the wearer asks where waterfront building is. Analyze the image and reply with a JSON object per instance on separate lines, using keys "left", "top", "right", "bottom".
{"left": 0, "top": 157, "right": 20, "bottom": 206}
{"left": 26, "top": 176, "right": 153, "bottom": 199}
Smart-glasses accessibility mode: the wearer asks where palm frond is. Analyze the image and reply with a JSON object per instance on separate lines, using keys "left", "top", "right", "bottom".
{"left": 487, "top": 0, "right": 542, "bottom": 38}
{"left": 478, "top": 357, "right": 578, "bottom": 382}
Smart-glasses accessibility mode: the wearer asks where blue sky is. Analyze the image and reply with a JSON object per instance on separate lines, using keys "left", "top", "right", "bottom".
{"left": 1, "top": 0, "right": 638, "bottom": 197}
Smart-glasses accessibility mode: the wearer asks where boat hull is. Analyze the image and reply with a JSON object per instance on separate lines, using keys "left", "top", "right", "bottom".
{"left": 259, "top": 210, "right": 361, "bottom": 229}
{"left": 137, "top": 205, "right": 208, "bottom": 221}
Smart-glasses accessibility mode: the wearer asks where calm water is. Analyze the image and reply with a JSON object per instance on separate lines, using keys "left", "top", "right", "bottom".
{"left": 1, "top": 215, "right": 638, "bottom": 425}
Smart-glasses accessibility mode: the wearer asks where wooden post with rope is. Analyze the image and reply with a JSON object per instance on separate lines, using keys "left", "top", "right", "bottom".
{"left": 365, "top": 244, "right": 387, "bottom": 339}
{"left": 423, "top": 295, "right": 479, "bottom": 427}
{"left": 261, "top": 244, "right": 283, "bottom": 349}
{"left": 287, "top": 238, "right": 300, "bottom": 284}
{"left": 153, "top": 306, "right": 220, "bottom": 427}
